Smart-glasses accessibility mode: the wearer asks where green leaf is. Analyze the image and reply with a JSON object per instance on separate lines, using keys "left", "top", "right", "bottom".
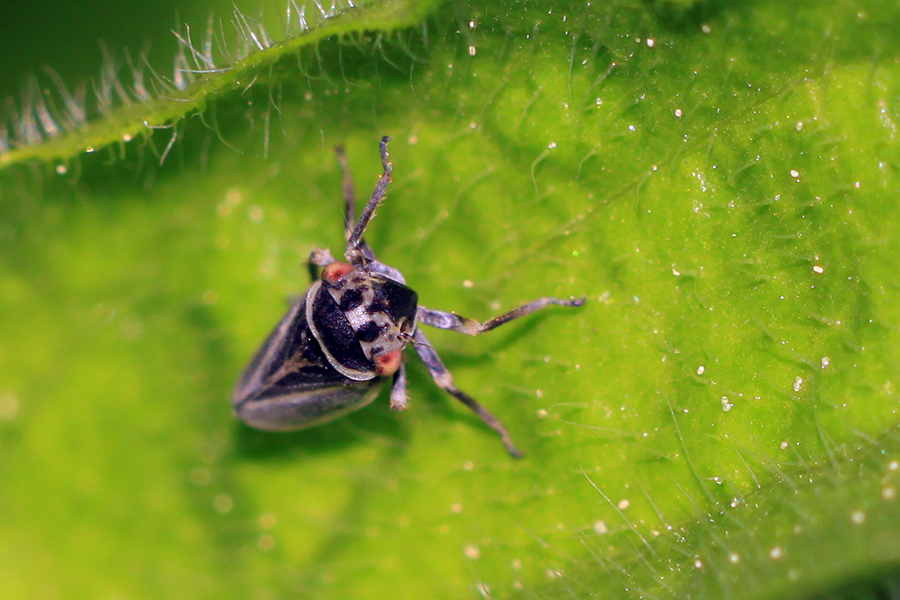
{"left": 1, "top": 0, "right": 899, "bottom": 598}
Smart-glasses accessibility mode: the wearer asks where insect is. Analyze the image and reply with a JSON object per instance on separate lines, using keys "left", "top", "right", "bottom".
{"left": 233, "top": 137, "right": 584, "bottom": 457}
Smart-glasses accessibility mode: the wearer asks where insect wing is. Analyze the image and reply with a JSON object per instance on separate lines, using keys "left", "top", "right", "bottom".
{"left": 233, "top": 295, "right": 380, "bottom": 430}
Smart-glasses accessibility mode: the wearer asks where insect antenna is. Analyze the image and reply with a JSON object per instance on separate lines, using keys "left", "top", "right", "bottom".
{"left": 399, "top": 331, "right": 430, "bottom": 347}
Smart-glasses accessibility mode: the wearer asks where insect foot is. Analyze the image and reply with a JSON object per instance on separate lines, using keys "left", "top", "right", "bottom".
{"left": 233, "top": 136, "right": 584, "bottom": 458}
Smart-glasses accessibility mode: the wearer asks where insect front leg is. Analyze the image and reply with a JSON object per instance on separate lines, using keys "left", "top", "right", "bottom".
{"left": 307, "top": 248, "right": 336, "bottom": 281}
{"left": 389, "top": 362, "right": 409, "bottom": 411}
{"left": 417, "top": 296, "right": 585, "bottom": 335}
{"left": 411, "top": 328, "right": 523, "bottom": 458}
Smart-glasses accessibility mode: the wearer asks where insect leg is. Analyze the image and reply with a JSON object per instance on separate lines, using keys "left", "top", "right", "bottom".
{"left": 412, "top": 328, "right": 523, "bottom": 458}
{"left": 417, "top": 297, "right": 585, "bottom": 335}
{"left": 345, "top": 136, "right": 392, "bottom": 263}
{"left": 334, "top": 145, "right": 358, "bottom": 242}
{"left": 307, "top": 248, "right": 336, "bottom": 281}
{"left": 365, "top": 259, "right": 407, "bottom": 284}
{"left": 389, "top": 362, "right": 409, "bottom": 411}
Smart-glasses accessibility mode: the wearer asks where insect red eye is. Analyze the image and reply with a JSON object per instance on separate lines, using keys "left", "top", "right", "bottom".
{"left": 322, "top": 261, "right": 355, "bottom": 283}
{"left": 374, "top": 349, "right": 403, "bottom": 376}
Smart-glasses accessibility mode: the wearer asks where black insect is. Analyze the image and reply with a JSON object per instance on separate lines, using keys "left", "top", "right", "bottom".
{"left": 233, "top": 137, "right": 584, "bottom": 457}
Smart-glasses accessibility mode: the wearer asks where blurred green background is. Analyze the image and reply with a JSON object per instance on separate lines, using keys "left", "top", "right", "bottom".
{"left": 1, "top": 0, "right": 899, "bottom": 598}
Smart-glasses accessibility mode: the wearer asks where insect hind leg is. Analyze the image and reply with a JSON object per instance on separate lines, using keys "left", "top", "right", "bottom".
{"left": 411, "top": 328, "right": 523, "bottom": 458}
{"left": 344, "top": 136, "right": 392, "bottom": 264}
{"left": 334, "top": 145, "right": 358, "bottom": 243}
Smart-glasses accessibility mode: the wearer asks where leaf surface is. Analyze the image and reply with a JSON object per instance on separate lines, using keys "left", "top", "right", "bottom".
{"left": 1, "top": 0, "right": 899, "bottom": 598}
